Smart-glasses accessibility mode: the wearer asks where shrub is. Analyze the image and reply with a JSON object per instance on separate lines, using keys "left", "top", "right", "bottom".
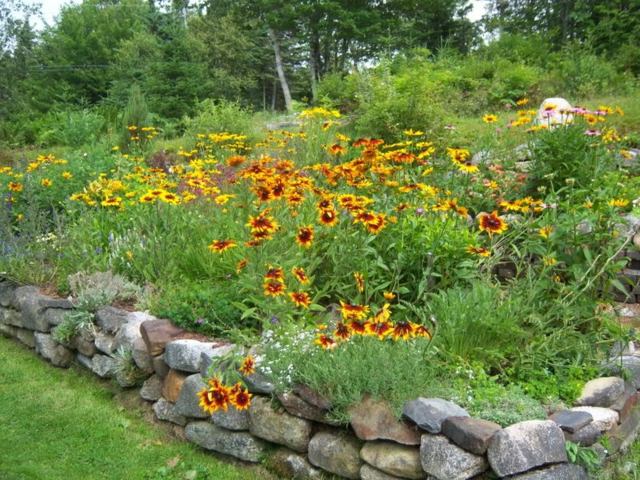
{"left": 184, "top": 99, "right": 254, "bottom": 138}
{"left": 36, "top": 109, "right": 106, "bottom": 147}
{"left": 68, "top": 270, "right": 141, "bottom": 312}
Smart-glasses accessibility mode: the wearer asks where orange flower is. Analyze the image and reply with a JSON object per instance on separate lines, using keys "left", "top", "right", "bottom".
{"left": 466, "top": 245, "right": 491, "bottom": 257}
{"left": 315, "top": 334, "right": 337, "bottom": 350}
{"left": 319, "top": 208, "right": 338, "bottom": 227}
{"left": 328, "top": 144, "right": 346, "bottom": 155}
{"left": 198, "top": 382, "right": 231, "bottom": 414}
{"left": 208, "top": 239, "right": 237, "bottom": 253}
{"left": 239, "top": 356, "right": 255, "bottom": 376}
{"left": 348, "top": 320, "right": 366, "bottom": 335}
{"left": 226, "top": 155, "right": 246, "bottom": 167}
{"left": 229, "top": 384, "right": 252, "bottom": 410}
{"left": 365, "top": 319, "right": 392, "bottom": 339}
{"left": 236, "top": 259, "right": 248, "bottom": 273}
{"left": 412, "top": 323, "right": 432, "bottom": 339}
{"left": 391, "top": 321, "right": 414, "bottom": 341}
{"left": 8, "top": 182, "right": 22, "bottom": 192}
{"left": 264, "top": 266, "right": 284, "bottom": 283}
{"left": 263, "top": 280, "right": 286, "bottom": 297}
{"left": 292, "top": 267, "right": 310, "bottom": 284}
{"left": 383, "top": 291, "right": 396, "bottom": 301}
{"left": 339, "top": 301, "right": 369, "bottom": 321}
{"left": 289, "top": 291, "right": 311, "bottom": 308}
{"left": 334, "top": 322, "right": 351, "bottom": 341}
{"left": 295, "top": 226, "right": 314, "bottom": 248}
{"left": 246, "top": 210, "right": 279, "bottom": 234}
{"left": 478, "top": 211, "right": 508, "bottom": 235}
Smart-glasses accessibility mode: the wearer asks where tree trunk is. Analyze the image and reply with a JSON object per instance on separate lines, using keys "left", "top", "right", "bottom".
{"left": 268, "top": 28, "right": 293, "bottom": 112}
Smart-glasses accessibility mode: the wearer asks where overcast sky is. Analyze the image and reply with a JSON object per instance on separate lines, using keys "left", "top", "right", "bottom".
{"left": 28, "top": 0, "right": 488, "bottom": 27}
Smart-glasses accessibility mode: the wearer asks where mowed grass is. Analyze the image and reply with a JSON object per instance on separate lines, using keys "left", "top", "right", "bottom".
{"left": 0, "top": 336, "right": 272, "bottom": 480}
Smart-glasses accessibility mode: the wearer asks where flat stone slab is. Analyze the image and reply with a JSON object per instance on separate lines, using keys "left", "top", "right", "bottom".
{"left": 249, "top": 396, "right": 312, "bottom": 452}
{"left": 576, "top": 377, "right": 625, "bottom": 407}
{"left": 153, "top": 398, "right": 187, "bottom": 426}
{"left": 174, "top": 374, "right": 209, "bottom": 419}
{"left": 420, "top": 434, "right": 487, "bottom": 480}
{"left": 164, "top": 339, "right": 232, "bottom": 373}
{"left": 278, "top": 391, "right": 339, "bottom": 426}
{"left": 185, "top": 421, "right": 267, "bottom": 463}
{"left": 510, "top": 463, "right": 588, "bottom": 479}
{"left": 563, "top": 422, "right": 602, "bottom": 447}
{"left": 403, "top": 397, "right": 469, "bottom": 433}
{"left": 360, "top": 441, "right": 423, "bottom": 479}
{"left": 308, "top": 431, "right": 362, "bottom": 480}
{"left": 487, "top": 420, "right": 567, "bottom": 477}
{"left": 570, "top": 407, "right": 619, "bottom": 431}
{"left": 212, "top": 407, "right": 250, "bottom": 431}
{"left": 549, "top": 410, "right": 593, "bottom": 433}
{"left": 350, "top": 396, "right": 421, "bottom": 445}
{"left": 441, "top": 416, "right": 502, "bottom": 455}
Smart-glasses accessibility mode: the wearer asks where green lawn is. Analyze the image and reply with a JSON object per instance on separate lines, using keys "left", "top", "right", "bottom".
{"left": 0, "top": 336, "right": 273, "bottom": 480}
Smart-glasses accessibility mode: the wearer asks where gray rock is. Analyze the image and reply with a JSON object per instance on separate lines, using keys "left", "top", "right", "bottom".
{"left": 360, "top": 441, "right": 423, "bottom": 479}
{"left": 510, "top": 463, "right": 588, "bottom": 479}
{"left": 403, "top": 398, "right": 469, "bottom": 434}
{"left": 0, "top": 307, "right": 22, "bottom": 327}
{"left": 94, "top": 331, "right": 116, "bottom": 355}
{"left": 0, "top": 280, "right": 16, "bottom": 307}
{"left": 165, "top": 339, "right": 233, "bottom": 373}
{"left": 0, "top": 323, "right": 17, "bottom": 337}
{"left": 113, "top": 311, "right": 153, "bottom": 352}
{"left": 249, "top": 396, "right": 312, "bottom": 452}
{"left": 95, "top": 306, "right": 129, "bottom": 334}
{"left": 185, "top": 421, "right": 267, "bottom": 463}
{"left": 71, "top": 329, "right": 97, "bottom": 357}
{"left": 570, "top": 407, "right": 619, "bottom": 431}
{"left": 308, "top": 431, "right": 363, "bottom": 479}
{"left": 279, "top": 391, "right": 339, "bottom": 425}
{"left": 350, "top": 395, "right": 420, "bottom": 445}
{"left": 43, "top": 309, "right": 68, "bottom": 326}
{"left": 16, "top": 328, "right": 35, "bottom": 348}
{"left": 153, "top": 398, "right": 187, "bottom": 426}
{"left": 243, "top": 371, "right": 275, "bottom": 395}
{"left": 174, "top": 374, "right": 209, "bottom": 419}
{"left": 564, "top": 423, "right": 602, "bottom": 447}
{"left": 212, "top": 407, "right": 250, "bottom": 431}
{"left": 91, "top": 354, "right": 116, "bottom": 378}
{"left": 39, "top": 297, "right": 73, "bottom": 310}
{"left": 198, "top": 343, "right": 236, "bottom": 375}
{"left": 12, "top": 286, "right": 50, "bottom": 332}
{"left": 270, "top": 448, "right": 322, "bottom": 479}
{"left": 604, "top": 356, "right": 640, "bottom": 389}
{"left": 576, "top": 377, "right": 625, "bottom": 407}
{"left": 293, "top": 383, "right": 332, "bottom": 411}
{"left": 152, "top": 354, "right": 170, "bottom": 379}
{"left": 34, "top": 332, "right": 73, "bottom": 367}
{"left": 76, "top": 353, "right": 93, "bottom": 370}
{"left": 549, "top": 410, "right": 593, "bottom": 433}
{"left": 132, "top": 337, "right": 154, "bottom": 373}
{"left": 441, "top": 416, "right": 502, "bottom": 455}
{"left": 420, "top": 434, "right": 487, "bottom": 480}
{"left": 487, "top": 420, "right": 567, "bottom": 477}
{"left": 360, "top": 464, "right": 405, "bottom": 480}
{"left": 140, "top": 374, "right": 163, "bottom": 402}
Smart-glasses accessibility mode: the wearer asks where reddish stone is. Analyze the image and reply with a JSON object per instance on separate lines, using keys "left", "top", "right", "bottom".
{"left": 162, "top": 369, "right": 189, "bottom": 403}
{"left": 140, "top": 319, "right": 185, "bottom": 356}
{"left": 349, "top": 395, "right": 421, "bottom": 446}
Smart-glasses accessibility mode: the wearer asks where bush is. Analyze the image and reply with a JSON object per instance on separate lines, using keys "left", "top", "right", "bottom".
{"left": 184, "top": 99, "right": 254, "bottom": 137}
{"left": 36, "top": 109, "right": 106, "bottom": 147}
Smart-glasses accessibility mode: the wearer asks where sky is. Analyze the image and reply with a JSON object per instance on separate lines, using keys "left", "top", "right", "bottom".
{"left": 28, "top": 0, "right": 488, "bottom": 27}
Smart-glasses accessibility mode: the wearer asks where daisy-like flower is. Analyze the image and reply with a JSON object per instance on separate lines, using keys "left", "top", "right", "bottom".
{"left": 516, "top": 98, "right": 529, "bottom": 106}
{"left": 236, "top": 259, "right": 248, "bottom": 273}
{"left": 477, "top": 211, "right": 508, "bottom": 235}
{"left": 160, "top": 192, "right": 181, "bottom": 205}
{"left": 482, "top": 114, "right": 498, "bottom": 124}
{"left": 328, "top": 144, "right": 346, "bottom": 155}
{"left": 608, "top": 198, "right": 630, "bottom": 208}
{"left": 289, "top": 291, "right": 311, "bottom": 308}
{"left": 334, "top": 322, "right": 351, "bottom": 341}
{"left": 263, "top": 280, "right": 286, "bottom": 297}
{"left": 208, "top": 239, "right": 237, "bottom": 253}
{"left": 412, "top": 323, "right": 432, "bottom": 339}
{"left": 198, "top": 381, "right": 230, "bottom": 414}
{"left": 292, "top": 267, "right": 310, "bottom": 284}
{"left": 247, "top": 211, "right": 280, "bottom": 235}
{"left": 391, "top": 321, "right": 414, "bottom": 341}
{"left": 354, "top": 272, "right": 365, "bottom": 293}
{"left": 466, "top": 245, "right": 491, "bottom": 257}
{"left": 139, "top": 193, "right": 156, "bottom": 203}
{"left": 41, "top": 178, "right": 53, "bottom": 188}
{"left": 339, "top": 301, "right": 370, "bottom": 321}
{"left": 265, "top": 266, "right": 284, "bottom": 283}
{"left": 295, "top": 226, "right": 314, "bottom": 248}
{"left": 349, "top": 320, "right": 366, "bottom": 335}
{"left": 365, "top": 319, "right": 392, "bottom": 339}
{"left": 538, "top": 226, "right": 553, "bottom": 238}
{"left": 239, "top": 356, "right": 255, "bottom": 376}
{"left": 229, "top": 383, "right": 252, "bottom": 410}
{"left": 383, "top": 291, "right": 396, "bottom": 301}
{"left": 101, "top": 197, "right": 122, "bottom": 208}
{"left": 318, "top": 208, "right": 338, "bottom": 227}
{"left": 8, "top": 182, "right": 22, "bottom": 192}
{"left": 61, "top": 171, "right": 73, "bottom": 180}
{"left": 315, "top": 334, "right": 337, "bottom": 350}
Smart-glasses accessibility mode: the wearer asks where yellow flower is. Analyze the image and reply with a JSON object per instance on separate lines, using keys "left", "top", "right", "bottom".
{"left": 482, "top": 114, "right": 498, "bottom": 124}
{"left": 538, "top": 226, "right": 553, "bottom": 239}
{"left": 608, "top": 198, "right": 629, "bottom": 208}
{"left": 41, "top": 178, "right": 53, "bottom": 188}
{"left": 61, "top": 171, "right": 73, "bottom": 180}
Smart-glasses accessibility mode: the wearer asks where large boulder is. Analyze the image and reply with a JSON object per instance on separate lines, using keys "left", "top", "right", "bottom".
{"left": 576, "top": 377, "right": 625, "bottom": 407}
{"left": 359, "top": 464, "right": 405, "bottom": 480}
{"left": 0, "top": 280, "right": 16, "bottom": 307}
{"left": 164, "top": 339, "right": 233, "bottom": 373}
{"left": 420, "top": 434, "right": 488, "bottom": 480}
{"left": 248, "top": 396, "right": 313, "bottom": 452}
{"left": 403, "top": 398, "right": 469, "bottom": 434}
{"left": 570, "top": 407, "right": 619, "bottom": 432}
{"left": 34, "top": 332, "right": 73, "bottom": 367}
{"left": 487, "top": 420, "right": 567, "bottom": 477}
{"left": 278, "top": 391, "right": 339, "bottom": 425}
{"left": 360, "top": 441, "right": 423, "bottom": 479}
{"left": 174, "top": 374, "right": 209, "bottom": 419}
{"left": 441, "top": 416, "right": 502, "bottom": 455}
{"left": 350, "top": 396, "right": 421, "bottom": 445}
{"left": 212, "top": 407, "right": 251, "bottom": 431}
{"left": 0, "top": 307, "right": 23, "bottom": 328}
{"left": 308, "top": 431, "right": 363, "bottom": 479}
{"left": 185, "top": 421, "right": 267, "bottom": 463}
{"left": 535, "top": 98, "right": 574, "bottom": 127}
{"left": 12, "top": 286, "right": 50, "bottom": 332}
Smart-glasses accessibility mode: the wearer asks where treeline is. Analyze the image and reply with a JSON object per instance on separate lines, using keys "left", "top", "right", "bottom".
{"left": 0, "top": 0, "right": 639, "bottom": 144}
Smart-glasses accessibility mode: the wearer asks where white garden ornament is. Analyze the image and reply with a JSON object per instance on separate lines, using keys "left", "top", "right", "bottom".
{"left": 535, "top": 97, "right": 574, "bottom": 127}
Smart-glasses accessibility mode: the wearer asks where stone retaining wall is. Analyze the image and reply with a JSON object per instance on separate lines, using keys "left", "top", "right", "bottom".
{"left": 3, "top": 277, "right": 640, "bottom": 479}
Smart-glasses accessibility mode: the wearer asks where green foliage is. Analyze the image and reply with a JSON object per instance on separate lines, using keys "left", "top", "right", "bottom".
{"left": 566, "top": 441, "right": 602, "bottom": 473}
{"left": 184, "top": 100, "right": 254, "bottom": 137}
{"left": 68, "top": 270, "right": 141, "bottom": 312}
{"left": 52, "top": 310, "right": 94, "bottom": 344}
{"left": 36, "top": 108, "right": 106, "bottom": 147}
